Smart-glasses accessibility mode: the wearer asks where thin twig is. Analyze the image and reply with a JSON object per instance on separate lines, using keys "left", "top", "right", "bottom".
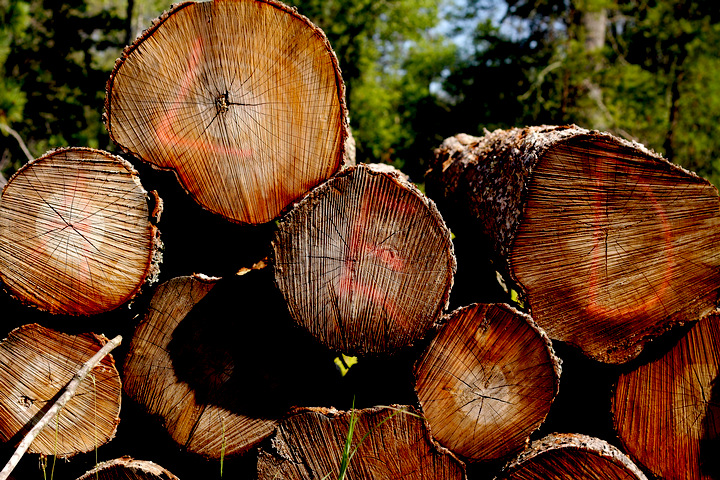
{"left": 0, "top": 123, "right": 34, "bottom": 163}
{"left": 0, "top": 335, "right": 122, "bottom": 480}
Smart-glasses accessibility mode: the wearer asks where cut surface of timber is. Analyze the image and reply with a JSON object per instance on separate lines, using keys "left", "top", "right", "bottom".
{"left": 123, "top": 265, "right": 337, "bottom": 458}
{"left": 612, "top": 313, "right": 720, "bottom": 480}
{"left": 414, "top": 303, "right": 560, "bottom": 462}
{"left": 426, "top": 125, "right": 720, "bottom": 364}
{"left": 0, "top": 147, "right": 161, "bottom": 315}
{"left": 257, "top": 405, "right": 466, "bottom": 479}
{"left": 105, "top": 0, "right": 348, "bottom": 225}
{"left": 0, "top": 323, "right": 121, "bottom": 458}
{"left": 495, "top": 433, "right": 647, "bottom": 480}
{"left": 273, "top": 163, "right": 456, "bottom": 355}
{"left": 76, "top": 457, "right": 179, "bottom": 480}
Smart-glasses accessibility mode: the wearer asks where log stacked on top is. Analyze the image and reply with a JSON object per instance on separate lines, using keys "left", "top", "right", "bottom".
{"left": 427, "top": 125, "right": 720, "bottom": 364}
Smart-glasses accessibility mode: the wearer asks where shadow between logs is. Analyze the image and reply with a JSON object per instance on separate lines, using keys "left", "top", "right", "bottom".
{"left": 700, "top": 373, "right": 720, "bottom": 478}
{"left": 167, "top": 268, "right": 339, "bottom": 418}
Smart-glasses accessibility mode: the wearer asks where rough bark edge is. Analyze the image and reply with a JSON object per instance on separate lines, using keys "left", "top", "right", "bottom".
{"left": 263, "top": 405, "right": 467, "bottom": 477}
{"left": 75, "top": 456, "right": 179, "bottom": 480}
{"left": 415, "top": 303, "right": 563, "bottom": 462}
{"left": 0, "top": 147, "right": 163, "bottom": 316}
{"left": 0, "top": 324, "right": 122, "bottom": 464}
{"left": 271, "top": 163, "right": 457, "bottom": 353}
{"left": 496, "top": 433, "right": 648, "bottom": 480}
{"left": 426, "top": 124, "right": 707, "bottom": 260}
{"left": 103, "top": 0, "right": 349, "bottom": 226}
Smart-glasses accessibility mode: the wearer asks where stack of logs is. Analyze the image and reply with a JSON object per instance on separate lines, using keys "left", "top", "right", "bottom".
{"left": 0, "top": 0, "right": 719, "bottom": 479}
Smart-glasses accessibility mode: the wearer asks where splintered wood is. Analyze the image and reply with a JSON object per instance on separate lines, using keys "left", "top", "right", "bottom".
{"left": 76, "top": 457, "right": 179, "bottom": 480}
{"left": 415, "top": 304, "right": 560, "bottom": 462}
{"left": 105, "top": 0, "right": 348, "bottom": 225}
{"left": 613, "top": 313, "right": 720, "bottom": 480}
{"left": 427, "top": 125, "right": 720, "bottom": 363}
{"left": 257, "top": 406, "right": 466, "bottom": 479}
{"left": 496, "top": 433, "right": 647, "bottom": 479}
{"left": 273, "top": 163, "right": 456, "bottom": 355}
{"left": 0, "top": 147, "right": 161, "bottom": 315}
{"left": 0, "top": 324, "right": 121, "bottom": 458}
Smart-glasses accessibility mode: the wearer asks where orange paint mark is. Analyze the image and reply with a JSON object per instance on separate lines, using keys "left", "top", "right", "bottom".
{"left": 155, "top": 37, "right": 254, "bottom": 158}
{"left": 586, "top": 169, "right": 674, "bottom": 317}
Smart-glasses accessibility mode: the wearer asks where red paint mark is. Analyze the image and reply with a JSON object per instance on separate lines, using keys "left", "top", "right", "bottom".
{"left": 155, "top": 37, "right": 254, "bottom": 158}
{"left": 335, "top": 183, "right": 412, "bottom": 321}
{"left": 586, "top": 169, "right": 674, "bottom": 317}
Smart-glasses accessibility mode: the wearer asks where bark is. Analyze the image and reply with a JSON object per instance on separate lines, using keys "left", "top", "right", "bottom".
{"left": 76, "top": 457, "right": 179, "bottom": 480}
{"left": 105, "top": 0, "right": 349, "bottom": 225}
{"left": 414, "top": 303, "right": 561, "bottom": 462}
{"left": 0, "top": 324, "right": 121, "bottom": 459}
{"left": 612, "top": 312, "right": 720, "bottom": 480}
{"left": 257, "top": 405, "right": 466, "bottom": 480}
{"left": 122, "top": 264, "right": 339, "bottom": 458}
{"left": 273, "top": 163, "right": 456, "bottom": 355}
{"left": 495, "top": 433, "right": 647, "bottom": 479}
{"left": 0, "top": 147, "right": 162, "bottom": 316}
{"left": 426, "top": 126, "right": 720, "bottom": 364}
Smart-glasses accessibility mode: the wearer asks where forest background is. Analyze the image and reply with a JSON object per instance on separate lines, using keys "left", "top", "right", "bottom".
{"left": 1, "top": 0, "right": 719, "bottom": 187}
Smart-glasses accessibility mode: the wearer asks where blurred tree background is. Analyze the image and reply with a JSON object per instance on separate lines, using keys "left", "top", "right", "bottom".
{"left": 1, "top": 0, "right": 719, "bottom": 185}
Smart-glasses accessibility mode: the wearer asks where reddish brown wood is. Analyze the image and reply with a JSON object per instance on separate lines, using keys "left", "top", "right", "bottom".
{"left": 427, "top": 125, "right": 720, "bottom": 364}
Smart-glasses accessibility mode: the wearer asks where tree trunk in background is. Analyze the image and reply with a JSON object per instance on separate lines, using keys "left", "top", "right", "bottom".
{"left": 0, "top": 147, "right": 162, "bottom": 316}
{"left": 105, "top": 0, "right": 349, "bottom": 225}
{"left": 578, "top": 6, "right": 609, "bottom": 130}
{"left": 273, "top": 163, "right": 456, "bottom": 356}
{"left": 76, "top": 457, "right": 179, "bottom": 480}
{"left": 257, "top": 406, "right": 466, "bottom": 479}
{"left": 0, "top": 324, "right": 121, "bottom": 458}
{"left": 426, "top": 126, "right": 720, "bottom": 364}
{"left": 414, "top": 303, "right": 560, "bottom": 462}
{"left": 612, "top": 312, "right": 720, "bottom": 480}
{"left": 496, "top": 433, "right": 647, "bottom": 479}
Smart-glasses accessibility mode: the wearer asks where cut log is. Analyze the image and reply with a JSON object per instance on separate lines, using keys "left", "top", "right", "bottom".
{"left": 414, "top": 303, "right": 561, "bottom": 462}
{"left": 426, "top": 125, "right": 720, "bottom": 364}
{"left": 0, "top": 324, "right": 121, "bottom": 458}
{"left": 122, "top": 263, "right": 338, "bottom": 458}
{"left": 105, "top": 0, "right": 348, "bottom": 225}
{"left": 76, "top": 457, "right": 179, "bottom": 480}
{"left": 257, "top": 405, "right": 466, "bottom": 479}
{"left": 612, "top": 312, "right": 720, "bottom": 480}
{"left": 495, "top": 433, "right": 647, "bottom": 480}
{"left": 0, "top": 147, "right": 162, "bottom": 316}
{"left": 273, "top": 163, "right": 456, "bottom": 355}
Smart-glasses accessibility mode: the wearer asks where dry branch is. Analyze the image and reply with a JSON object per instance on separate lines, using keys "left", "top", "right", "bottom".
{"left": 612, "top": 312, "right": 720, "bottom": 480}
{"left": 0, "top": 324, "right": 121, "bottom": 474}
{"left": 105, "top": 0, "right": 348, "bottom": 225}
{"left": 496, "top": 433, "right": 647, "bottom": 479}
{"left": 75, "top": 456, "right": 179, "bottom": 480}
{"left": 0, "top": 147, "right": 162, "bottom": 315}
{"left": 414, "top": 303, "right": 560, "bottom": 462}
{"left": 273, "top": 163, "right": 456, "bottom": 355}
{"left": 257, "top": 405, "right": 466, "bottom": 479}
{"left": 426, "top": 125, "right": 720, "bottom": 364}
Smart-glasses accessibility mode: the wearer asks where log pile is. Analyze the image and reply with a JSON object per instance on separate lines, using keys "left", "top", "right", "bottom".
{"left": 1, "top": 1, "right": 719, "bottom": 479}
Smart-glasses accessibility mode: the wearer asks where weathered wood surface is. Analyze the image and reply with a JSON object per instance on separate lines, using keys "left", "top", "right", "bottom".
{"left": 0, "top": 147, "right": 162, "bottom": 315}
{"left": 75, "top": 457, "right": 179, "bottom": 480}
{"left": 273, "top": 163, "right": 456, "bottom": 355}
{"left": 415, "top": 303, "right": 560, "bottom": 462}
{"left": 0, "top": 324, "right": 121, "bottom": 458}
{"left": 495, "top": 433, "right": 647, "bottom": 479}
{"left": 257, "top": 405, "right": 466, "bottom": 479}
{"left": 426, "top": 125, "right": 720, "bottom": 364}
{"left": 105, "top": 0, "right": 348, "bottom": 225}
{"left": 612, "top": 312, "right": 720, "bottom": 480}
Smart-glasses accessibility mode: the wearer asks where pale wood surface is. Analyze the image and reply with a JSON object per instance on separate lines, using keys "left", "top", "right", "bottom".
{"left": 105, "top": 0, "right": 348, "bottom": 225}
{"left": 76, "top": 457, "right": 179, "bottom": 480}
{"left": 0, "top": 147, "right": 161, "bottom": 315}
{"left": 415, "top": 303, "right": 560, "bottom": 462}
